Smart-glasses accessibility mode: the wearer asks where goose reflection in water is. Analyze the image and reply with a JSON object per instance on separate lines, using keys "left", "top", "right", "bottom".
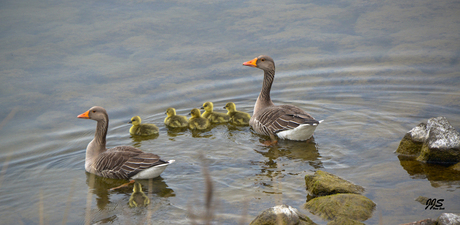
{"left": 252, "top": 139, "right": 323, "bottom": 187}
{"left": 129, "top": 182, "right": 150, "bottom": 207}
{"left": 85, "top": 172, "right": 175, "bottom": 210}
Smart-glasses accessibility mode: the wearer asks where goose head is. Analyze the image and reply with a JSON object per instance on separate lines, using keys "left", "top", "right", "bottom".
{"left": 201, "top": 102, "right": 214, "bottom": 112}
{"left": 243, "top": 55, "right": 275, "bottom": 72}
{"left": 224, "top": 102, "right": 237, "bottom": 112}
{"left": 165, "top": 107, "right": 177, "bottom": 117}
{"left": 77, "top": 106, "right": 107, "bottom": 122}
{"left": 129, "top": 116, "right": 141, "bottom": 126}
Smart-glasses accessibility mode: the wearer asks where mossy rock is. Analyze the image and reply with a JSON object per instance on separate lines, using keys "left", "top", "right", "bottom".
{"left": 304, "top": 193, "right": 376, "bottom": 221}
{"left": 396, "top": 123, "right": 426, "bottom": 156}
{"left": 250, "top": 204, "right": 317, "bottom": 225}
{"left": 327, "top": 217, "right": 366, "bottom": 225}
{"left": 449, "top": 162, "right": 460, "bottom": 171}
{"left": 305, "top": 170, "right": 365, "bottom": 196}
{"left": 396, "top": 132, "right": 425, "bottom": 155}
{"left": 397, "top": 117, "right": 460, "bottom": 164}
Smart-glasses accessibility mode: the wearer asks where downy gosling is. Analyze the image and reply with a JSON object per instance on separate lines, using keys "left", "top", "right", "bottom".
{"left": 188, "top": 108, "right": 210, "bottom": 130}
{"left": 201, "top": 101, "right": 229, "bottom": 123}
{"left": 129, "top": 116, "right": 159, "bottom": 136}
{"left": 224, "top": 102, "right": 251, "bottom": 126}
{"left": 164, "top": 107, "right": 188, "bottom": 128}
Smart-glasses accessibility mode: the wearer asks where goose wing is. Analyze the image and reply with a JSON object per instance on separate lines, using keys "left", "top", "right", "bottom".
{"left": 94, "top": 146, "right": 167, "bottom": 180}
{"left": 252, "top": 105, "right": 319, "bottom": 136}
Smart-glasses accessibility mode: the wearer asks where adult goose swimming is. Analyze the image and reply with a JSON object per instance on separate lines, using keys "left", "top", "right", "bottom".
{"left": 77, "top": 106, "right": 174, "bottom": 180}
{"left": 243, "top": 55, "right": 322, "bottom": 145}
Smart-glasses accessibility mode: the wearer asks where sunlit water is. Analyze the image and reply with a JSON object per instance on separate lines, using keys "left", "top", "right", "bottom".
{"left": 1, "top": 0, "right": 459, "bottom": 224}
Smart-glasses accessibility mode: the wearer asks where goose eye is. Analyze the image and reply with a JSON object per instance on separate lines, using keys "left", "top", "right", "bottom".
{"left": 261, "top": 58, "right": 265, "bottom": 62}
{"left": 92, "top": 110, "right": 96, "bottom": 113}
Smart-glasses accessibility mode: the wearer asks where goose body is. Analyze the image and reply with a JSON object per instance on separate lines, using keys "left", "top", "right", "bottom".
{"left": 224, "top": 102, "right": 251, "bottom": 126}
{"left": 77, "top": 106, "right": 174, "bottom": 180}
{"left": 188, "top": 108, "right": 211, "bottom": 130}
{"left": 201, "top": 102, "right": 230, "bottom": 123}
{"left": 129, "top": 116, "right": 159, "bottom": 136}
{"left": 164, "top": 107, "right": 188, "bottom": 128}
{"left": 243, "top": 55, "right": 322, "bottom": 143}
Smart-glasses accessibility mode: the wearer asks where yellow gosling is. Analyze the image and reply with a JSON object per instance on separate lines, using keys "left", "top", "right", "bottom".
{"left": 201, "top": 101, "right": 229, "bottom": 123}
{"left": 129, "top": 116, "right": 159, "bottom": 136}
{"left": 224, "top": 102, "right": 251, "bottom": 126}
{"left": 188, "top": 108, "right": 210, "bottom": 130}
{"left": 164, "top": 107, "right": 188, "bottom": 128}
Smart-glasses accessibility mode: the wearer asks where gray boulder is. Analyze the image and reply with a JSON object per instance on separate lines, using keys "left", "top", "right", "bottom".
{"left": 249, "top": 204, "right": 316, "bottom": 225}
{"left": 396, "top": 117, "right": 460, "bottom": 164}
{"left": 437, "top": 213, "right": 460, "bottom": 225}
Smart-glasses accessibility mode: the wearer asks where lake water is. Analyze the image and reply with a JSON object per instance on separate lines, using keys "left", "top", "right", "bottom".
{"left": 0, "top": 0, "right": 459, "bottom": 224}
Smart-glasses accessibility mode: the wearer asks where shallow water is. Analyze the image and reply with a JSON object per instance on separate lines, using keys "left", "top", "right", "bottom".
{"left": 1, "top": 0, "right": 459, "bottom": 224}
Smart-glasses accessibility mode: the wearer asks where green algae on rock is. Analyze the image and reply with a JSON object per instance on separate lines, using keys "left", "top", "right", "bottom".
{"left": 304, "top": 193, "right": 376, "bottom": 221}
{"left": 305, "top": 170, "right": 365, "bottom": 196}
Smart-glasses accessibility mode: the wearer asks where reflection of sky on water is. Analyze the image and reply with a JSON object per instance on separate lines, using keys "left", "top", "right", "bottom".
{"left": 0, "top": 0, "right": 459, "bottom": 224}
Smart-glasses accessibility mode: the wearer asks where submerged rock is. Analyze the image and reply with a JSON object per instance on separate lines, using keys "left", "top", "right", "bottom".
{"left": 437, "top": 213, "right": 460, "bottom": 225}
{"left": 249, "top": 204, "right": 316, "bottom": 225}
{"left": 303, "top": 193, "right": 376, "bottom": 221}
{"left": 396, "top": 117, "right": 460, "bottom": 164}
{"left": 449, "top": 162, "right": 460, "bottom": 171}
{"left": 305, "top": 170, "right": 365, "bottom": 196}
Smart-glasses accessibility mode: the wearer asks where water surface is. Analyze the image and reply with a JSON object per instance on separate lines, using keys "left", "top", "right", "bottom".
{"left": 1, "top": 0, "right": 459, "bottom": 224}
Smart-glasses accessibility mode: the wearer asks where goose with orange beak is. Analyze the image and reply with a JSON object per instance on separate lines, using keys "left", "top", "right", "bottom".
{"left": 243, "top": 55, "right": 322, "bottom": 145}
{"left": 77, "top": 106, "right": 174, "bottom": 181}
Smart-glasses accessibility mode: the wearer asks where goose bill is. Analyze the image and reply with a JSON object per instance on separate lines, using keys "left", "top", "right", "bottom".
{"left": 77, "top": 110, "right": 90, "bottom": 119}
{"left": 243, "top": 58, "right": 257, "bottom": 67}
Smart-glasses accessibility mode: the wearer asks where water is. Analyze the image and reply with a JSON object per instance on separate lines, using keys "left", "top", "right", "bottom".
{"left": 1, "top": 0, "right": 459, "bottom": 224}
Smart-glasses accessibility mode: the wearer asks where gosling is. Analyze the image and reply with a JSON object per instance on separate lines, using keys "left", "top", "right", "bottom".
{"left": 201, "top": 101, "right": 229, "bottom": 123}
{"left": 188, "top": 108, "right": 210, "bottom": 130}
{"left": 224, "top": 102, "right": 251, "bottom": 126}
{"left": 164, "top": 107, "right": 188, "bottom": 128}
{"left": 129, "top": 116, "right": 159, "bottom": 136}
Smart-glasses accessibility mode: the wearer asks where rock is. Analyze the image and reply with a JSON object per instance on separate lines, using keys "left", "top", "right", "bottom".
{"left": 327, "top": 217, "right": 365, "bottom": 225}
{"left": 396, "top": 122, "right": 427, "bottom": 155}
{"left": 396, "top": 117, "right": 460, "bottom": 164}
{"left": 449, "top": 162, "right": 460, "bottom": 171}
{"left": 417, "top": 117, "right": 460, "bottom": 163}
{"left": 437, "top": 213, "right": 460, "bottom": 225}
{"left": 303, "top": 193, "right": 375, "bottom": 221}
{"left": 415, "top": 196, "right": 430, "bottom": 205}
{"left": 305, "top": 170, "right": 365, "bottom": 196}
{"left": 399, "top": 218, "right": 437, "bottom": 225}
{"left": 249, "top": 204, "right": 316, "bottom": 225}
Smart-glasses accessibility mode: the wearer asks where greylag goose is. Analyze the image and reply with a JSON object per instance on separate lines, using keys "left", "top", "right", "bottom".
{"left": 188, "top": 108, "right": 211, "bottom": 130}
{"left": 223, "top": 102, "right": 251, "bottom": 126}
{"left": 77, "top": 106, "right": 174, "bottom": 180}
{"left": 243, "top": 55, "right": 322, "bottom": 145}
{"left": 201, "top": 101, "right": 230, "bottom": 123}
{"left": 129, "top": 116, "right": 159, "bottom": 136}
{"left": 164, "top": 107, "right": 188, "bottom": 128}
